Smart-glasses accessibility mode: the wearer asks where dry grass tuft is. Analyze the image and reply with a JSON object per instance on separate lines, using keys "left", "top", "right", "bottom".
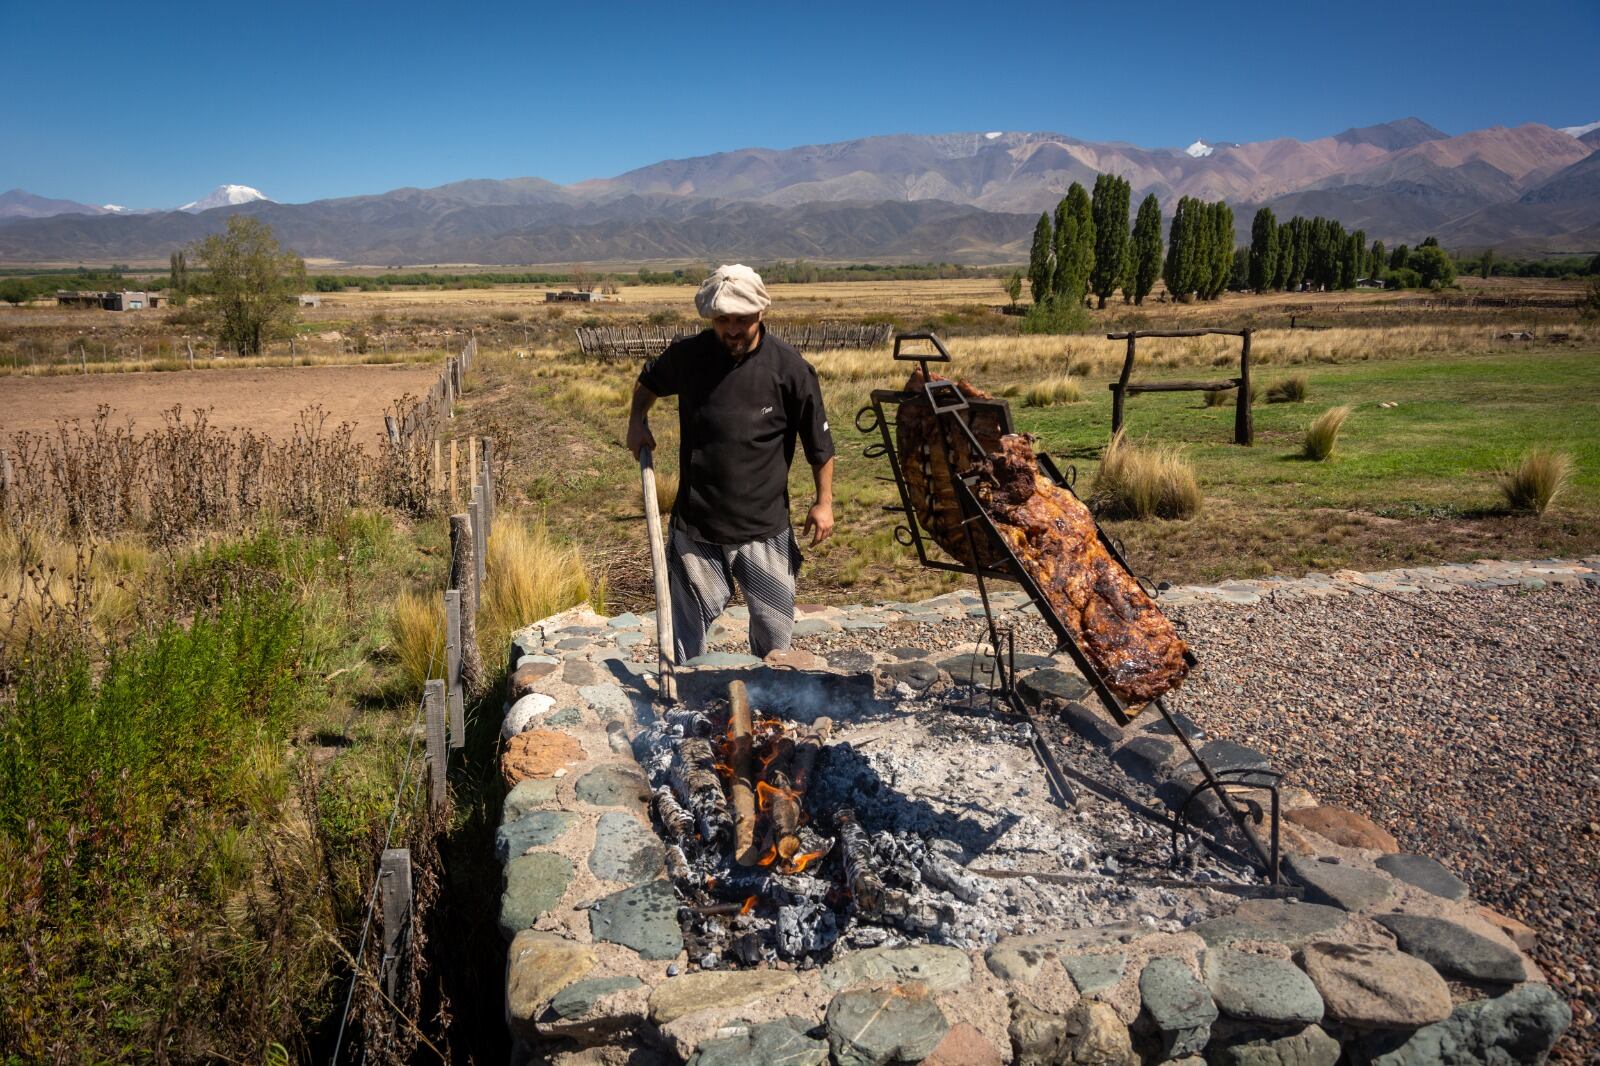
{"left": 652, "top": 469, "right": 679, "bottom": 515}
{"left": 1496, "top": 448, "right": 1574, "bottom": 515}
{"left": 483, "top": 517, "right": 606, "bottom": 645}
{"left": 1091, "top": 431, "right": 1202, "bottom": 520}
{"left": 388, "top": 590, "right": 444, "bottom": 690}
{"left": 1266, "top": 373, "right": 1310, "bottom": 403}
{"left": 1303, "top": 406, "right": 1352, "bottom": 461}
{"left": 1022, "top": 375, "right": 1083, "bottom": 407}
{"left": 1204, "top": 387, "right": 1233, "bottom": 408}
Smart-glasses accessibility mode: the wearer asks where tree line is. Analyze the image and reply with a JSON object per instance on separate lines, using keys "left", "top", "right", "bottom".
{"left": 1245, "top": 210, "right": 1459, "bottom": 292}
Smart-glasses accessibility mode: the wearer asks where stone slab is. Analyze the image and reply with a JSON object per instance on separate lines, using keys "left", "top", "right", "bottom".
{"left": 1284, "top": 806, "right": 1399, "bottom": 853}
{"left": 550, "top": 975, "right": 645, "bottom": 1020}
{"left": 500, "top": 852, "right": 574, "bottom": 941}
{"left": 1375, "top": 853, "right": 1470, "bottom": 901}
{"left": 1063, "top": 952, "right": 1126, "bottom": 997}
{"left": 1360, "top": 981, "right": 1570, "bottom": 1065}
{"left": 505, "top": 930, "right": 596, "bottom": 1041}
{"left": 986, "top": 924, "right": 1142, "bottom": 983}
{"left": 821, "top": 944, "right": 973, "bottom": 993}
{"left": 1283, "top": 855, "right": 1395, "bottom": 912}
{"left": 825, "top": 987, "right": 948, "bottom": 1066}
{"left": 574, "top": 764, "right": 651, "bottom": 808}
{"left": 1210, "top": 1024, "right": 1340, "bottom": 1066}
{"left": 495, "top": 810, "right": 579, "bottom": 862}
{"left": 502, "top": 778, "right": 560, "bottom": 823}
{"left": 1139, "top": 956, "right": 1217, "bottom": 1059}
{"left": 687, "top": 1017, "right": 829, "bottom": 1066}
{"left": 648, "top": 969, "right": 798, "bottom": 1024}
{"left": 588, "top": 879, "right": 683, "bottom": 960}
{"left": 589, "top": 811, "right": 665, "bottom": 885}
{"left": 1371, "top": 913, "right": 1526, "bottom": 983}
{"left": 1204, "top": 946, "right": 1324, "bottom": 1025}
{"left": 1190, "top": 900, "right": 1348, "bottom": 948}
{"left": 1296, "top": 942, "right": 1452, "bottom": 1029}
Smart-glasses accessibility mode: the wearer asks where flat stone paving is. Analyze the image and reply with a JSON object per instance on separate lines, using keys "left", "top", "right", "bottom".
{"left": 488, "top": 558, "right": 1591, "bottom": 1065}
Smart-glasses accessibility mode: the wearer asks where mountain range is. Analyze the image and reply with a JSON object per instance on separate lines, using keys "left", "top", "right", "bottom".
{"left": 1, "top": 118, "right": 1595, "bottom": 265}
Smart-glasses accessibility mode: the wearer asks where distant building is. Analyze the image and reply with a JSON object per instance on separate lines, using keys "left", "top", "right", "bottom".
{"left": 1355, "top": 277, "right": 1385, "bottom": 289}
{"left": 55, "top": 290, "right": 162, "bottom": 310}
{"left": 298, "top": 294, "right": 321, "bottom": 307}
{"left": 545, "top": 290, "right": 602, "bottom": 303}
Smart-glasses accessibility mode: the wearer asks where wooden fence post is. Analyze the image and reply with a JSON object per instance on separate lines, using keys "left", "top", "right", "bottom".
{"left": 379, "top": 847, "right": 413, "bottom": 1002}
{"left": 1111, "top": 334, "right": 1136, "bottom": 434}
{"left": 445, "top": 589, "right": 465, "bottom": 749}
{"left": 384, "top": 415, "right": 400, "bottom": 448}
{"left": 1235, "top": 329, "right": 1254, "bottom": 446}
{"left": 424, "top": 680, "right": 447, "bottom": 810}
{"left": 470, "top": 496, "right": 487, "bottom": 605}
{"left": 481, "top": 438, "right": 495, "bottom": 533}
{"left": 449, "top": 439, "right": 458, "bottom": 502}
{"left": 449, "top": 513, "right": 485, "bottom": 696}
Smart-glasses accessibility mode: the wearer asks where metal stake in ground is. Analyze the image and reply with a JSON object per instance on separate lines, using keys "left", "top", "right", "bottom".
{"left": 639, "top": 446, "right": 677, "bottom": 702}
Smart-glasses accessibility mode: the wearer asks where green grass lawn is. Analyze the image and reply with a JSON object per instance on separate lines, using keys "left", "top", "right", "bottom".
{"left": 1017, "top": 349, "right": 1600, "bottom": 515}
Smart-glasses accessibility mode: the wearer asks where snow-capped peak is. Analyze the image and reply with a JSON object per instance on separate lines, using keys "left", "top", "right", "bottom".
{"left": 1185, "top": 140, "right": 1214, "bottom": 158}
{"left": 984, "top": 131, "right": 1003, "bottom": 140}
{"left": 180, "top": 184, "right": 271, "bottom": 212}
{"left": 101, "top": 204, "right": 128, "bottom": 213}
{"left": 1557, "top": 120, "right": 1600, "bottom": 138}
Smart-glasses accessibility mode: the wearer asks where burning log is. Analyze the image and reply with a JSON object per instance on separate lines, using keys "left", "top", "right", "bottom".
{"left": 653, "top": 786, "right": 695, "bottom": 842}
{"left": 790, "top": 716, "right": 833, "bottom": 795}
{"left": 728, "top": 681, "right": 760, "bottom": 865}
{"left": 670, "top": 736, "right": 733, "bottom": 849}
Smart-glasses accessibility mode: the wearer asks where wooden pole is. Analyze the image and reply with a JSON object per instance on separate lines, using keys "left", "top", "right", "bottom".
{"left": 1112, "top": 334, "right": 1136, "bottom": 435}
{"left": 1235, "top": 329, "right": 1254, "bottom": 446}
{"left": 470, "top": 496, "right": 487, "bottom": 603}
{"left": 384, "top": 415, "right": 400, "bottom": 448}
{"left": 639, "top": 446, "right": 676, "bottom": 701}
{"left": 445, "top": 589, "right": 465, "bottom": 749}
{"left": 449, "top": 513, "right": 485, "bottom": 696}
{"left": 432, "top": 438, "right": 442, "bottom": 494}
{"left": 186, "top": 338, "right": 194, "bottom": 368}
{"left": 379, "top": 847, "right": 413, "bottom": 1003}
{"left": 481, "top": 438, "right": 495, "bottom": 532}
{"left": 424, "top": 680, "right": 447, "bottom": 810}
{"left": 449, "top": 438, "right": 458, "bottom": 502}
{"left": 468, "top": 436, "right": 477, "bottom": 488}
{"left": 728, "top": 680, "right": 758, "bottom": 865}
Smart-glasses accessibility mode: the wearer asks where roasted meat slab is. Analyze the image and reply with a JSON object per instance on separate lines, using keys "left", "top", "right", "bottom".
{"left": 895, "top": 368, "right": 1009, "bottom": 570}
{"left": 976, "top": 433, "right": 1190, "bottom": 705}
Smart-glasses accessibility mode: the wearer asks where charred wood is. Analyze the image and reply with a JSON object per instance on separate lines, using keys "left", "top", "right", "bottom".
{"left": 671, "top": 736, "right": 732, "bottom": 849}
{"left": 654, "top": 786, "right": 695, "bottom": 842}
{"left": 790, "top": 716, "right": 833, "bottom": 796}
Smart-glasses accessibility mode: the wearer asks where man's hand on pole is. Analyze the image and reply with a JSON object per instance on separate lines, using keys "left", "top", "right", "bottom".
{"left": 627, "top": 382, "right": 658, "bottom": 459}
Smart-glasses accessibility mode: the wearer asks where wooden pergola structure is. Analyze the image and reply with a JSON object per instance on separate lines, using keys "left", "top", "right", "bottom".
{"left": 1106, "top": 327, "right": 1255, "bottom": 446}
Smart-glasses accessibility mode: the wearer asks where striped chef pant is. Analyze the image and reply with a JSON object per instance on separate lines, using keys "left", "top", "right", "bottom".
{"left": 666, "top": 525, "right": 798, "bottom": 661}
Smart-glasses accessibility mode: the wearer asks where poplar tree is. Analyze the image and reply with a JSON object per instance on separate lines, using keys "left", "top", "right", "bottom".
{"left": 1130, "top": 193, "right": 1162, "bottom": 305}
{"left": 1089, "top": 174, "right": 1130, "bottom": 309}
{"left": 1052, "top": 196, "right": 1073, "bottom": 301}
{"left": 1390, "top": 244, "right": 1410, "bottom": 271}
{"left": 1054, "top": 182, "right": 1095, "bottom": 306}
{"left": 1370, "top": 240, "right": 1385, "bottom": 279}
{"left": 1190, "top": 201, "right": 1216, "bottom": 300}
{"left": 1164, "top": 197, "right": 1195, "bottom": 301}
{"left": 1027, "top": 212, "right": 1054, "bottom": 304}
{"left": 1211, "top": 202, "right": 1235, "bottom": 299}
{"left": 1248, "top": 207, "right": 1278, "bottom": 292}
{"left": 1289, "top": 217, "right": 1312, "bottom": 290}
{"left": 1271, "top": 225, "right": 1293, "bottom": 290}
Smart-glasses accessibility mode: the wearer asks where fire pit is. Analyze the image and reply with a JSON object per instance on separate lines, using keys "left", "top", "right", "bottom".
{"left": 633, "top": 674, "right": 1255, "bottom": 974}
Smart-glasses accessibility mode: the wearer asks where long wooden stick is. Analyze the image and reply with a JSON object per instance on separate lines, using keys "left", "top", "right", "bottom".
{"left": 728, "top": 680, "right": 758, "bottom": 865}
{"left": 639, "top": 446, "right": 676, "bottom": 701}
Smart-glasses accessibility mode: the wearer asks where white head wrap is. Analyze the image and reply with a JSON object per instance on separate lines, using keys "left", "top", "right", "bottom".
{"left": 695, "top": 264, "right": 770, "bottom": 318}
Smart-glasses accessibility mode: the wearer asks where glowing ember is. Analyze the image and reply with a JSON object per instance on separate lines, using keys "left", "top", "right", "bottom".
{"left": 739, "top": 895, "right": 757, "bottom": 916}
{"left": 782, "top": 847, "right": 829, "bottom": 875}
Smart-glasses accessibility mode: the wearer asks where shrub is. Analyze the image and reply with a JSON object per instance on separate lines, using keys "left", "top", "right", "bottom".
{"left": 1204, "top": 387, "right": 1233, "bottom": 407}
{"left": 1266, "top": 373, "right": 1309, "bottom": 403}
{"left": 1303, "top": 405, "right": 1352, "bottom": 460}
{"left": 1091, "top": 431, "right": 1202, "bottom": 520}
{"left": 493, "top": 310, "right": 520, "bottom": 322}
{"left": 653, "top": 469, "right": 679, "bottom": 515}
{"left": 1020, "top": 298, "right": 1091, "bottom": 335}
{"left": 1496, "top": 448, "right": 1573, "bottom": 514}
{"left": 1022, "top": 375, "right": 1083, "bottom": 407}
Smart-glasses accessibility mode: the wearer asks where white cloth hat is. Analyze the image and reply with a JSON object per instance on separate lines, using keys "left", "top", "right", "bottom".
{"left": 695, "top": 264, "right": 770, "bottom": 318}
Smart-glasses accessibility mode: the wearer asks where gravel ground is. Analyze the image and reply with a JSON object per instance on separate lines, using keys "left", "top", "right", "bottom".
{"left": 1162, "top": 584, "right": 1599, "bottom": 1063}
{"left": 779, "top": 581, "right": 1597, "bottom": 1058}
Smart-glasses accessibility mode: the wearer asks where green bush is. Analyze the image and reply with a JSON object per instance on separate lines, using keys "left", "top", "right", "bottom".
{"left": 1020, "top": 298, "right": 1091, "bottom": 335}
{"left": 1266, "top": 374, "right": 1309, "bottom": 403}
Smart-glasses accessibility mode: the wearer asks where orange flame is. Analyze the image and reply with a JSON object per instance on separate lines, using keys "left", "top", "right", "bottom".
{"left": 756, "top": 843, "right": 779, "bottom": 867}
{"left": 782, "top": 847, "right": 828, "bottom": 875}
{"left": 739, "top": 895, "right": 756, "bottom": 916}
{"left": 756, "top": 781, "right": 801, "bottom": 808}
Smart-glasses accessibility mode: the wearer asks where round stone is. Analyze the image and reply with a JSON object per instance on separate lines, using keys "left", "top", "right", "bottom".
{"left": 826, "top": 987, "right": 948, "bottom": 1066}
{"left": 588, "top": 879, "right": 683, "bottom": 960}
{"left": 575, "top": 764, "right": 651, "bottom": 807}
{"left": 496, "top": 810, "right": 579, "bottom": 862}
{"left": 1374, "top": 854, "right": 1470, "bottom": 901}
{"left": 588, "top": 811, "right": 665, "bottom": 885}
{"left": 1371, "top": 913, "right": 1526, "bottom": 983}
{"left": 1297, "top": 942, "right": 1452, "bottom": 1029}
{"left": 500, "top": 852, "right": 574, "bottom": 940}
{"left": 1204, "top": 946, "right": 1324, "bottom": 1025}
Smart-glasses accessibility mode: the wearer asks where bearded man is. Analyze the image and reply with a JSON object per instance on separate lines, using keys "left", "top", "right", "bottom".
{"left": 626, "top": 264, "right": 835, "bottom": 661}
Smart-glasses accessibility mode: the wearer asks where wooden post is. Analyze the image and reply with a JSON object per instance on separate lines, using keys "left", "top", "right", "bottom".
{"left": 80, "top": 343, "right": 87, "bottom": 375}
{"left": 384, "top": 415, "right": 400, "bottom": 448}
{"left": 424, "top": 680, "right": 447, "bottom": 810}
{"left": 445, "top": 589, "right": 465, "bottom": 749}
{"left": 1111, "top": 333, "right": 1136, "bottom": 434}
{"left": 728, "top": 680, "right": 758, "bottom": 864}
{"left": 470, "top": 496, "right": 487, "bottom": 603}
{"left": 186, "top": 338, "right": 194, "bottom": 368}
{"left": 449, "top": 438, "right": 458, "bottom": 501}
{"left": 449, "top": 513, "right": 485, "bottom": 696}
{"left": 480, "top": 438, "right": 495, "bottom": 534}
{"left": 379, "top": 847, "right": 413, "bottom": 1002}
{"left": 432, "top": 439, "right": 443, "bottom": 494}
{"left": 1235, "top": 328, "right": 1254, "bottom": 446}
{"left": 468, "top": 436, "right": 477, "bottom": 488}
{"left": 639, "top": 447, "right": 676, "bottom": 701}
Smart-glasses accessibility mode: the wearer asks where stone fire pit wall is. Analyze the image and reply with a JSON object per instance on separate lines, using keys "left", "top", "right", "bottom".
{"left": 495, "top": 573, "right": 1574, "bottom": 1065}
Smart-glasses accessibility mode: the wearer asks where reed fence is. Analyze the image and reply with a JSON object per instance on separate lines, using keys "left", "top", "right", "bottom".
{"left": 0, "top": 338, "right": 479, "bottom": 537}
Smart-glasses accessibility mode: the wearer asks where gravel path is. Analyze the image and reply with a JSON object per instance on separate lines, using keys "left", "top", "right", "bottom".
{"left": 1164, "top": 584, "right": 1599, "bottom": 1062}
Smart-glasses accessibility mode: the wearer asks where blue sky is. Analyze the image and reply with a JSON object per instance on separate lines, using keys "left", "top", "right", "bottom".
{"left": 2, "top": 0, "right": 1595, "bottom": 209}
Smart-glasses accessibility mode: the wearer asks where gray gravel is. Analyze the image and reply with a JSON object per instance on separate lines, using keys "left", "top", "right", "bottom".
{"left": 1164, "top": 584, "right": 1599, "bottom": 1063}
